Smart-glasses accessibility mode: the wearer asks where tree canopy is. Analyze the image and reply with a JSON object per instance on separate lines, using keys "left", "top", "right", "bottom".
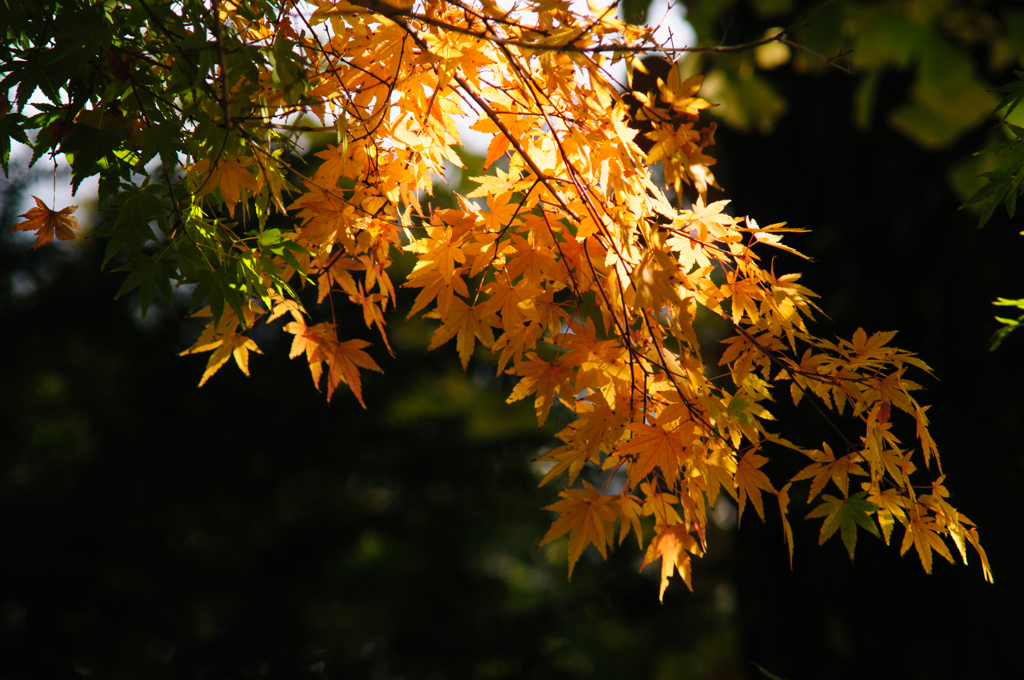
{"left": 1, "top": 0, "right": 1005, "bottom": 598}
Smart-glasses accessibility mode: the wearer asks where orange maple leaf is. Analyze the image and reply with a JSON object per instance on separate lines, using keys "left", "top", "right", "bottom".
{"left": 315, "top": 337, "right": 383, "bottom": 407}
{"left": 641, "top": 524, "right": 703, "bottom": 600}
{"left": 539, "top": 481, "right": 618, "bottom": 579}
{"left": 778, "top": 482, "right": 795, "bottom": 568}
{"left": 10, "top": 196, "right": 80, "bottom": 249}
{"left": 426, "top": 297, "right": 497, "bottom": 369}
{"left": 283, "top": 316, "right": 326, "bottom": 388}
{"left": 506, "top": 353, "right": 574, "bottom": 427}
{"left": 492, "top": 320, "right": 544, "bottom": 376}
{"left": 404, "top": 265, "right": 466, "bottom": 321}
{"left": 347, "top": 282, "right": 393, "bottom": 353}
{"left": 617, "top": 491, "right": 644, "bottom": 549}
{"left": 612, "top": 422, "right": 687, "bottom": 489}
{"left": 535, "top": 442, "right": 596, "bottom": 488}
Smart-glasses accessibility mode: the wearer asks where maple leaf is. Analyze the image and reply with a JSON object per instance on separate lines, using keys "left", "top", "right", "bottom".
{"left": 641, "top": 524, "right": 703, "bottom": 600}
{"left": 685, "top": 197, "right": 735, "bottom": 242}
{"left": 403, "top": 225, "right": 465, "bottom": 284}
{"left": 611, "top": 422, "right": 688, "bottom": 489}
{"left": 10, "top": 196, "right": 80, "bottom": 249}
{"left": 426, "top": 298, "right": 497, "bottom": 369}
{"left": 722, "top": 274, "right": 763, "bottom": 325}
{"left": 807, "top": 492, "right": 880, "bottom": 561}
{"left": 466, "top": 167, "right": 526, "bottom": 197}
{"left": 900, "top": 506, "right": 954, "bottom": 574}
{"left": 347, "top": 282, "right": 393, "bottom": 353}
{"left": 778, "top": 482, "right": 795, "bottom": 568}
{"left": 964, "top": 524, "right": 994, "bottom": 584}
{"left": 179, "top": 309, "right": 263, "bottom": 386}
{"left": 404, "top": 266, "right": 466, "bottom": 322}
{"left": 559, "top": 318, "right": 631, "bottom": 397}
{"left": 315, "top": 338, "right": 383, "bottom": 407}
{"left": 197, "top": 333, "right": 262, "bottom": 386}
{"left": 863, "top": 484, "right": 908, "bottom": 545}
{"left": 639, "top": 484, "right": 684, "bottom": 526}
{"left": 478, "top": 279, "right": 544, "bottom": 327}
{"left": 506, "top": 353, "right": 575, "bottom": 427}
{"left": 791, "top": 443, "right": 868, "bottom": 502}
{"left": 691, "top": 443, "right": 738, "bottom": 509}
{"left": 617, "top": 491, "right": 644, "bottom": 549}
{"left": 535, "top": 442, "right": 596, "bottom": 488}
{"left": 193, "top": 155, "right": 259, "bottom": 217}
{"left": 734, "top": 451, "right": 775, "bottom": 524}
{"left": 504, "top": 233, "right": 560, "bottom": 284}
{"left": 539, "top": 481, "right": 618, "bottom": 579}
{"left": 492, "top": 320, "right": 544, "bottom": 376}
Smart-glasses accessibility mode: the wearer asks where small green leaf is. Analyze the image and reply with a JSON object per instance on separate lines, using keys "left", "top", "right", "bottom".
{"left": 807, "top": 492, "right": 879, "bottom": 561}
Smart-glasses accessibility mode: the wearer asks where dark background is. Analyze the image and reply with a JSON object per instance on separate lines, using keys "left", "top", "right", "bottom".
{"left": 2, "top": 5, "right": 1022, "bottom": 680}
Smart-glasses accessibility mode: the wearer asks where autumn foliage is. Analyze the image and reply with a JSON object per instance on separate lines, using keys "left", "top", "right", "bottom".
{"left": 3, "top": 0, "right": 992, "bottom": 597}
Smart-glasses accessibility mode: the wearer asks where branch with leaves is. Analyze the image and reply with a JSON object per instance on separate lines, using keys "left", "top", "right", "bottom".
{"left": 962, "top": 71, "right": 1024, "bottom": 350}
{"left": 1, "top": 0, "right": 992, "bottom": 598}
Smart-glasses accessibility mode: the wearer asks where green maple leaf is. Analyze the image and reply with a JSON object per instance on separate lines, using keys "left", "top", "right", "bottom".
{"left": 806, "top": 492, "right": 880, "bottom": 561}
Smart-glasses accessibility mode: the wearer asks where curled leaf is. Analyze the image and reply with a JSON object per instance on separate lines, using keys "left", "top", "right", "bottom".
{"left": 10, "top": 196, "right": 80, "bottom": 248}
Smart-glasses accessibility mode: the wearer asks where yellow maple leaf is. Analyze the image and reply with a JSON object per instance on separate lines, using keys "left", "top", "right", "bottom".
{"left": 641, "top": 524, "right": 703, "bottom": 600}
{"left": 179, "top": 309, "right": 262, "bottom": 386}
{"left": 539, "top": 481, "right": 618, "bottom": 579}
{"left": 963, "top": 524, "right": 994, "bottom": 583}
{"left": 478, "top": 279, "right": 544, "bottom": 328}
{"left": 862, "top": 484, "right": 908, "bottom": 545}
{"left": 506, "top": 353, "right": 575, "bottom": 427}
{"left": 722, "top": 275, "right": 763, "bottom": 325}
{"left": 791, "top": 442, "right": 868, "bottom": 502}
{"left": 900, "top": 506, "right": 954, "bottom": 574}
{"left": 639, "top": 483, "right": 683, "bottom": 526}
{"left": 193, "top": 155, "right": 259, "bottom": 217}
{"left": 735, "top": 450, "right": 775, "bottom": 524}
{"left": 10, "top": 196, "right": 80, "bottom": 249}
{"left": 197, "top": 333, "right": 262, "bottom": 386}
{"left": 403, "top": 225, "right": 465, "bottom": 284}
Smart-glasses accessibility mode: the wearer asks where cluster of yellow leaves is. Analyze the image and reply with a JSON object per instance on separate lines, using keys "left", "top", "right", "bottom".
{"left": 175, "top": 0, "right": 989, "bottom": 596}
{"left": 179, "top": 305, "right": 263, "bottom": 386}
